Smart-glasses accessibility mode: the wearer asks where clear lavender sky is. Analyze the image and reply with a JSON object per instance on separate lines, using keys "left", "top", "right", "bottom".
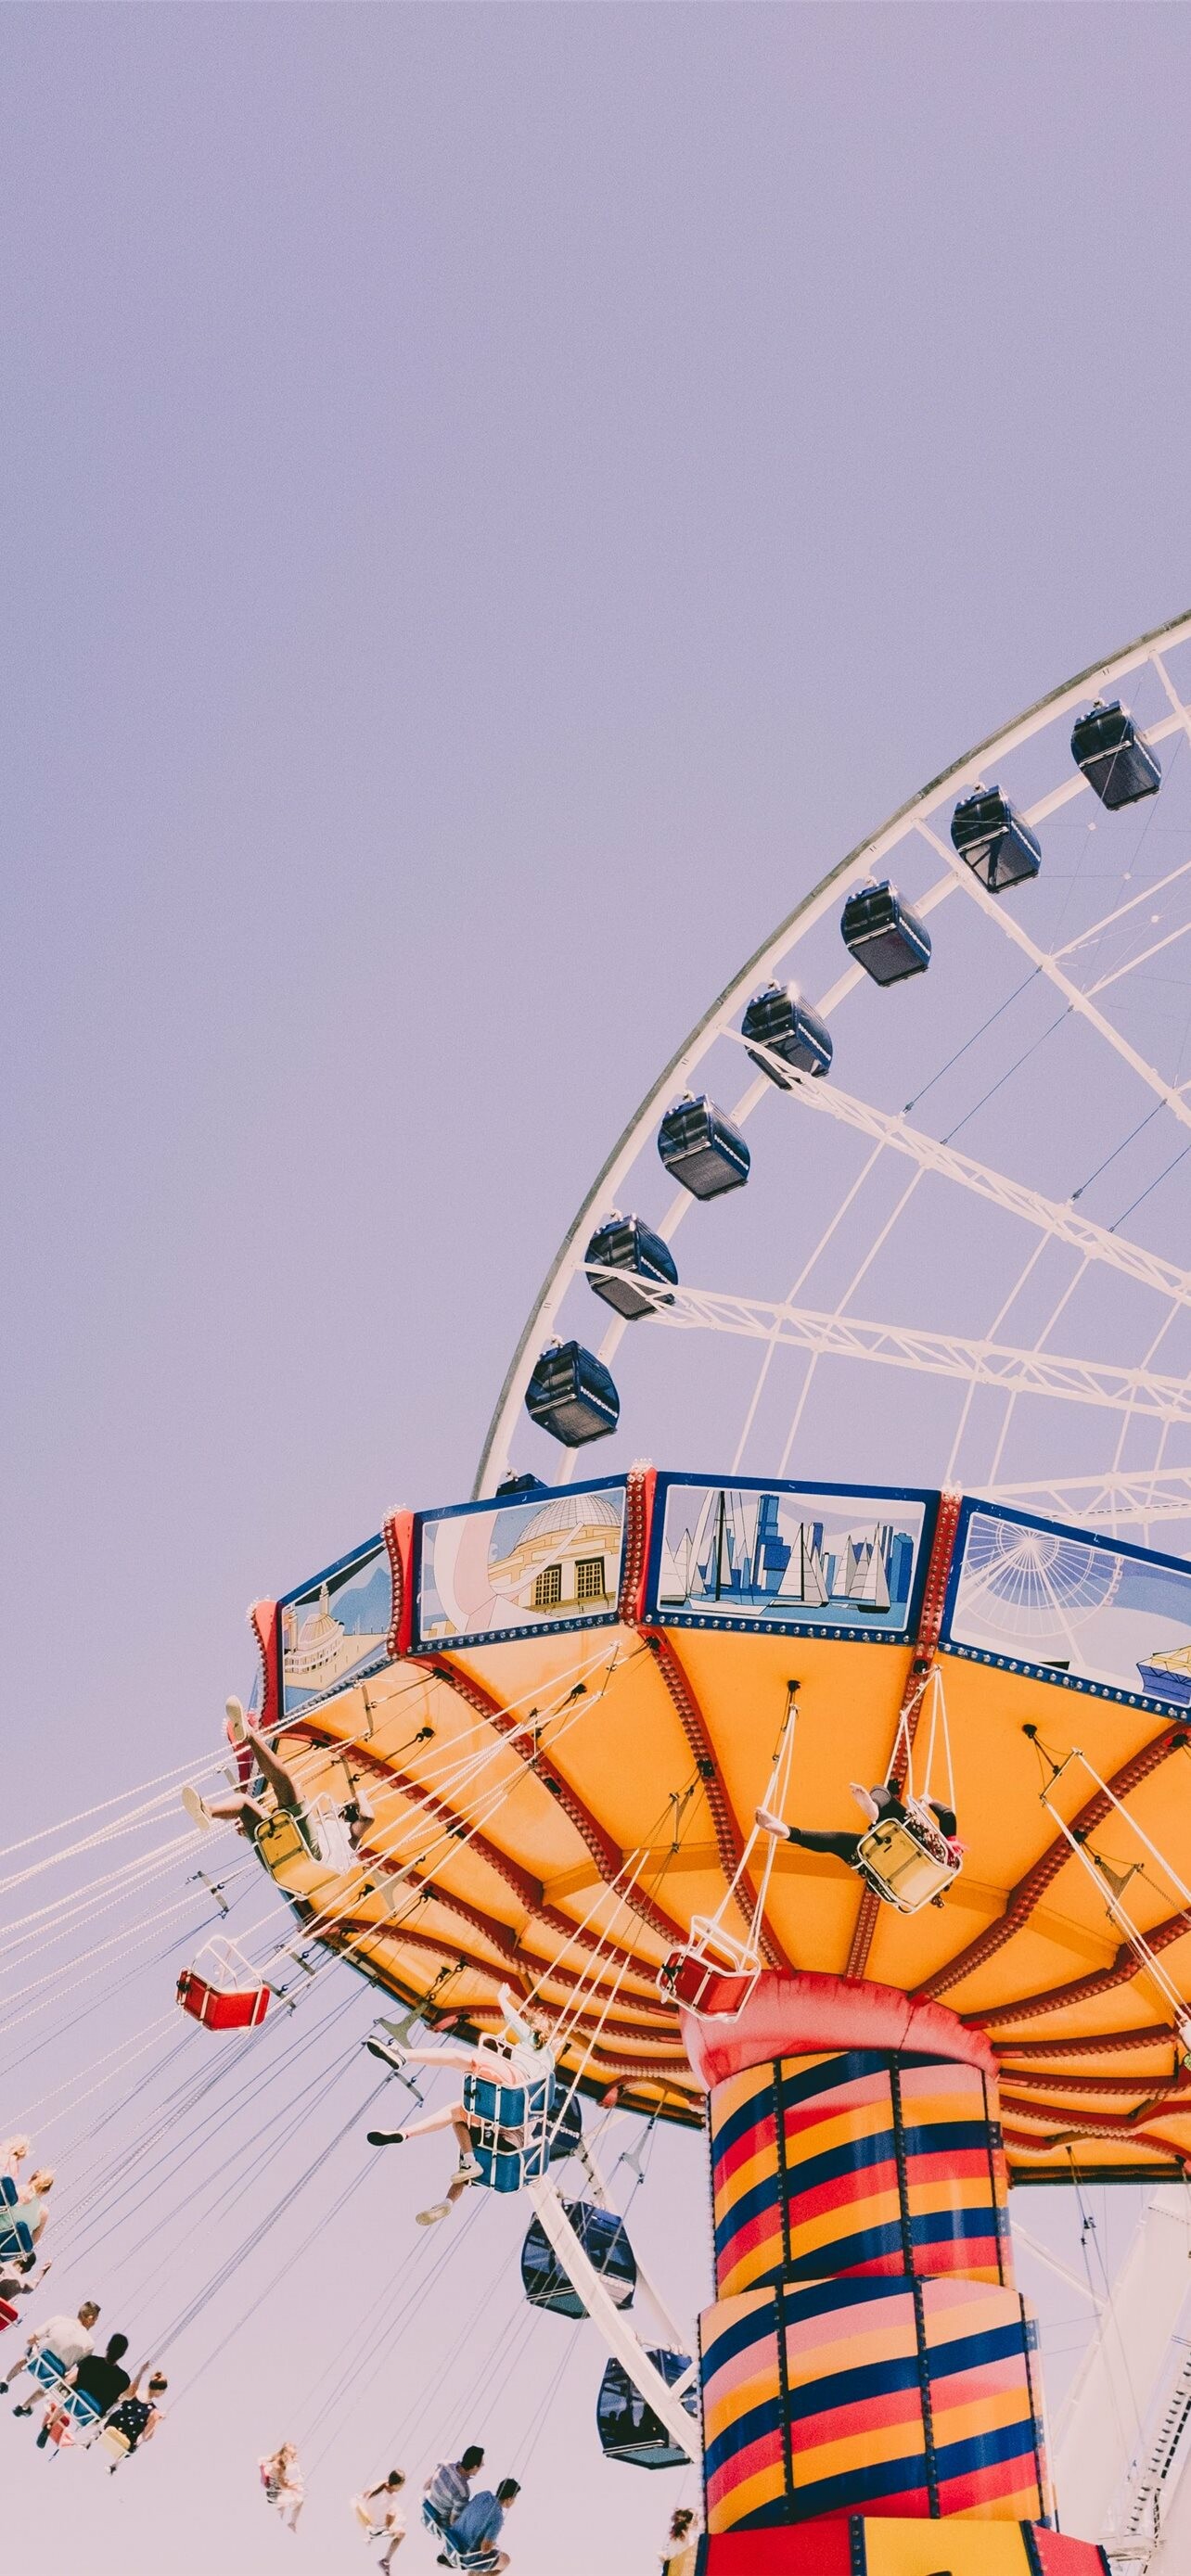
{"left": 4, "top": 6, "right": 1191, "bottom": 2570}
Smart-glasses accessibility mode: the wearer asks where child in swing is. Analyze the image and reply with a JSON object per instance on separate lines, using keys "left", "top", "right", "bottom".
{"left": 260, "top": 2442, "right": 305, "bottom": 2531}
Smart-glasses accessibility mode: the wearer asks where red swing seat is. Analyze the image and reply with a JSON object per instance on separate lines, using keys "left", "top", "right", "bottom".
{"left": 177, "top": 1938, "right": 271, "bottom": 2031}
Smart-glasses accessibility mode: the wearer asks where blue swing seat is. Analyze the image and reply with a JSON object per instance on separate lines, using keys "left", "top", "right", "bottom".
{"left": 0, "top": 2176, "right": 34, "bottom": 2264}
{"left": 421, "top": 2499, "right": 500, "bottom": 2570}
{"left": 461, "top": 2064, "right": 554, "bottom": 2192}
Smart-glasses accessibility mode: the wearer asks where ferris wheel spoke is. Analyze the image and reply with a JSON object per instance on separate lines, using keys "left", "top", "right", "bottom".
{"left": 916, "top": 812, "right": 1191, "bottom": 1139}
{"left": 1086, "top": 914, "right": 1191, "bottom": 999}
{"left": 725, "top": 1040, "right": 1191, "bottom": 1313}
{"left": 1055, "top": 854, "right": 1191, "bottom": 963}
{"left": 982, "top": 1257, "right": 1093, "bottom": 1495}
{"left": 1150, "top": 648, "right": 1191, "bottom": 751}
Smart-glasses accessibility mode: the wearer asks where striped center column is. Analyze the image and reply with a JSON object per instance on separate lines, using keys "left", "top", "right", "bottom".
{"left": 685, "top": 1977, "right": 1051, "bottom": 2545}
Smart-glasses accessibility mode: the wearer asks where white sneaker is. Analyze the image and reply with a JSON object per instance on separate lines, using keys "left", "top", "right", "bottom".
{"left": 416, "top": 2201, "right": 452, "bottom": 2226}
{"left": 456, "top": 2153, "right": 481, "bottom": 2181}
{"left": 224, "top": 1697, "right": 248, "bottom": 1746}
{"left": 182, "top": 1785, "right": 213, "bottom": 1832}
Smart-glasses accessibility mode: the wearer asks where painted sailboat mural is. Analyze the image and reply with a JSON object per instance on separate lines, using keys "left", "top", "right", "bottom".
{"left": 654, "top": 1480, "right": 925, "bottom": 1638}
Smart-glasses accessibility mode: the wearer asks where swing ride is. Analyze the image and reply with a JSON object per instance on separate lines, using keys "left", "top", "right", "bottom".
{"left": 15, "top": 610, "right": 1191, "bottom": 2570}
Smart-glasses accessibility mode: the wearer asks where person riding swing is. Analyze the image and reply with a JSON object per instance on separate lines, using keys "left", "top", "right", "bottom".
{"left": 365, "top": 1997, "right": 555, "bottom": 2225}
{"left": 755, "top": 1677, "right": 962, "bottom": 1917}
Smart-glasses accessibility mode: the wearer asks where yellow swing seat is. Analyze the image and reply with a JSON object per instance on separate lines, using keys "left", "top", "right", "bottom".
{"left": 855, "top": 1801, "right": 960, "bottom": 1915}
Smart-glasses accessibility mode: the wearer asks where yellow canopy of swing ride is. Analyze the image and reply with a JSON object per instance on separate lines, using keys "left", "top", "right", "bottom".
{"left": 250, "top": 1466, "right": 1191, "bottom": 2185}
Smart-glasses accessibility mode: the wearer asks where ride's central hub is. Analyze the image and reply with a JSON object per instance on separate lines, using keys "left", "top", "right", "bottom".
{"left": 682, "top": 1971, "right": 1106, "bottom": 2574}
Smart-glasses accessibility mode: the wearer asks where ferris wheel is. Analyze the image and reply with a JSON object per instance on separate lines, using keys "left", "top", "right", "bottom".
{"left": 478, "top": 609, "right": 1191, "bottom": 1560}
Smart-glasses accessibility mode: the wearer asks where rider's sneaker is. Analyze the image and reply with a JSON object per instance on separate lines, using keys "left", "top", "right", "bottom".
{"left": 224, "top": 1697, "right": 248, "bottom": 1746}
{"left": 182, "top": 1784, "right": 213, "bottom": 1831}
{"left": 366, "top": 2129, "right": 406, "bottom": 2149}
{"left": 456, "top": 2153, "right": 481, "bottom": 2181}
{"left": 365, "top": 2037, "right": 406, "bottom": 2072}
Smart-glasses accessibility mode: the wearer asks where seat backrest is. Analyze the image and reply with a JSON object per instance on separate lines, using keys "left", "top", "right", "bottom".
{"left": 463, "top": 2071, "right": 529, "bottom": 2130}
{"left": 306, "top": 1797, "right": 355, "bottom": 1874}
{"left": 255, "top": 1812, "right": 307, "bottom": 1871}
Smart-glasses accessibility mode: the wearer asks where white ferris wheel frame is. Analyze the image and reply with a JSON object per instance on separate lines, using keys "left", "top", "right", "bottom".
{"left": 474, "top": 608, "right": 1191, "bottom": 1511}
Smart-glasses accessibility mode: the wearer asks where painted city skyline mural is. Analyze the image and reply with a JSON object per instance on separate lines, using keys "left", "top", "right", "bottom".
{"left": 650, "top": 1479, "right": 928, "bottom": 1639}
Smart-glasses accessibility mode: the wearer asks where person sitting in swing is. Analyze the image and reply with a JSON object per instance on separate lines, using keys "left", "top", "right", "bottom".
{"left": 183, "top": 1700, "right": 314, "bottom": 1843}
{"left": 352, "top": 2467, "right": 406, "bottom": 2569}
{"left": 365, "top": 2011, "right": 553, "bottom": 2227}
{"left": 260, "top": 2441, "right": 305, "bottom": 2531}
{"left": 756, "top": 1778, "right": 958, "bottom": 1871}
{"left": 183, "top": 1698, "right": 373, "bottom": 1865}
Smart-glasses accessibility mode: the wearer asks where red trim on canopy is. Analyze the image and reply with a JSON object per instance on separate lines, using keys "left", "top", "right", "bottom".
{"left": 249, "top": 1599, "right": 279, "bottom": 1734}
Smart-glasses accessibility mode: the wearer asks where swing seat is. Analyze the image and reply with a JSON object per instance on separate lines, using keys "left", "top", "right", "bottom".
{"left": 97, "top": 2421, "right": 133, "bottom": 2466}
{"left": 177, "top": 1937, "right": 271, "bottom": 2031}
{"left": 422, "top": 2497, "right": 499, "bottom": 2565}
{"left": 305, "top": 1795, "right": 355, "bottom": 1873}
{"left": 255, "top": 1810, "right": 308, "bottom": 1870}
{"left": 461, "top": 2064, "right": 553, "bottom": 2190}
{"left": 0, "top": 2298, "right": 20, "bottom": 2332}
{"left": 659, "top": 1917, "right": 762, "bottom": 2021}
{"left": 855, "top": 1804, "right": 961, "bottom": 1914}
{"left": 43, "top": 2390, "right": 103, "bottom": 2450}
{"left": 22, "top": 2346, "right": 70, "bottom": 2399}
{"left": 0, "top": 2176, "right": 34, "bottom": 2264}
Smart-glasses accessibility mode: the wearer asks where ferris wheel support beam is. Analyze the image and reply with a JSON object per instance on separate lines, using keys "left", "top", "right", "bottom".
{"left": 730, "top": 1039, "right": 1191, "bottom": 1312}
{"left": 990, "top": 1468, "right": 1191, "bottom": 1527}
{"left": 590, "top": 1269, "right": 1191, "bottom": 1426}
{"left": 475, "top": 609, "right": 1191, "bottom": 1496}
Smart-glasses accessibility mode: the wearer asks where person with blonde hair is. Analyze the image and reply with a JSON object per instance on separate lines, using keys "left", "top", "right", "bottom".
{"left": 16, "top": 2171, "right": 55, "bottom": 2247}
{"left": 260, "top": 2441, "right": 305, "bottom": 2531}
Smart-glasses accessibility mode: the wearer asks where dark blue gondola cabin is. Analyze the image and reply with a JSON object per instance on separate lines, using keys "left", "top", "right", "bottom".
{"left": 524, "top": 1341, "right": 621, "bottom": 1447}
{"left": 950, "top": 785, "right": 1042, "bottom": 895}
{"left": 1071, "top": 700, "right": 1162, "bottom": 810}
{"left": 657, "top": 1095, "right": 750, "bottom": 1200}
{"left": 520, "top": 2200, "right": 637, "bottom": 2317}
{"left": 596, "top": 2350, "right": 698, "bottom": 2468}
{"left": 741, "top": 982, "right": 833, "bottom": 1086}
{"left": 584, "top": 1213, "right": 678, "bottom": 1320}
{"left": 840, "top": 881, "right": 931, "bottom": 986}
